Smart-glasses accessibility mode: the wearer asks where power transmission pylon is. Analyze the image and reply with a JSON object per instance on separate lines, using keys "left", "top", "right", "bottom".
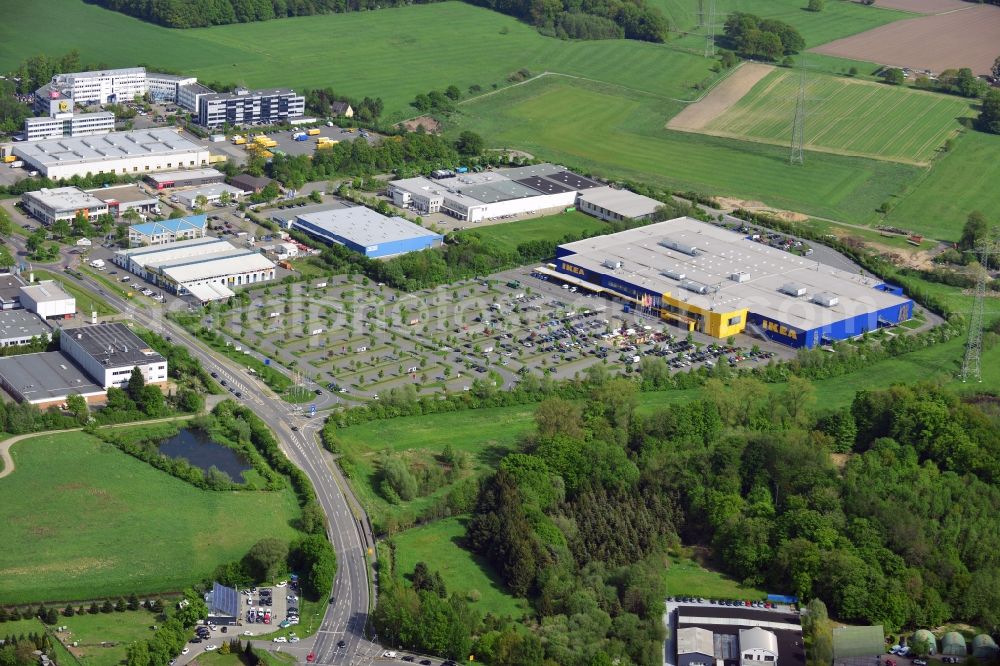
{"left": 703, "top": 0, "right": 717, "bottom": 58}
{"left": 960, "top": 242, "right": 998, "bottom": 382}
{"left": 789, "top": 61, "right": 807, "bottom": 165}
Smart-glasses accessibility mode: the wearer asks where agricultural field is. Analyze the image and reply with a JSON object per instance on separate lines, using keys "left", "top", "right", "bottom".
{"left": 0, "top": 0, "right": 717, "bottom": 119}
{"left": 57, "top": 609, "right": 161, "bottom": 666}
{"left": 452, "top": 76, "right": 920, "bottom": 224}
{"left": 886, "top": 130, "right": 1000, "bottom": 241}
{"left": 391, "top": 516, "right": 530, "bottom": 619}
{"left": 694, "top": 69, "right": 972, "bottom": 165}
{"left": 0, "top": 432, "right": 301, "bottom": 604}
{"left": 455, "top": 211, "right": 609, "bottom": 253}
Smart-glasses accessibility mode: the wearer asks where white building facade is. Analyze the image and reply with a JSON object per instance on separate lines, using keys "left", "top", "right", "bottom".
{"left": 19, "top": 282, "right": 76, "bottom": 319}
{"left": 60, "top": 322, "right": 168, "bottom": 389}
{"left": 24, "top": 111, "right": 115, "bottom": 142}
{"left": 21, "top": 187, "right": 109, "bottom": 225}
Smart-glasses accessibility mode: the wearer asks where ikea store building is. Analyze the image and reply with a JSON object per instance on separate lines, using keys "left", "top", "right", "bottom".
{"left": 553, "top": 217, "right": 913, "bottom": 348}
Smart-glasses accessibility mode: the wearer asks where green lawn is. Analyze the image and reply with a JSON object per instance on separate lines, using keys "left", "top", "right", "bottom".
{"left": 0, "top": 432, "right": 301, "bottom": 604}
{"left": 664, "top": 552, "right": 766, "bottom": 599}
{"left": 452, "top": 76, "right": 919, "bottom": 224}
{"left": 886, "top": 130, "right": 1000, "bottom": 241}
{"left": 456, "top": 211, "right": 608, "bottom": 252}
{"left": 0, "top": 618, "right": 78, "bottom": 666}
{"left": 31, "top": 269, "right": 117, "bottom": 317}
{"left": 391, "top": 516, "right": 529, "bottom": 620}
{"left": 59, "top": 609, "right": 161, "bottom": 666}
{"left": 335, "top": 404, "right": 537, "bottom": 529}
{"left": 701, "top": 69, "right": 972, "bottom": 165}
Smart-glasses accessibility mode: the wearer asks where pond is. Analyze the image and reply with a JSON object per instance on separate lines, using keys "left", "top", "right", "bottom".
{"left": 159, "top": 428, "right": 252, "bottom": 483}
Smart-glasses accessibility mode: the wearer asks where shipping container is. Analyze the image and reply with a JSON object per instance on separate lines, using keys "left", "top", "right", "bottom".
{"left": 307, "top": 128, "right": 321, "bottom": 136}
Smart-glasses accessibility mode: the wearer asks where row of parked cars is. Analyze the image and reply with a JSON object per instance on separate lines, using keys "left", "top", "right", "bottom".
{"left": 670, "top": 596, "right": 780, "bottom": 608}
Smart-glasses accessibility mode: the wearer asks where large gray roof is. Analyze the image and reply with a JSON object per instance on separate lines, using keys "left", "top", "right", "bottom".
{"left": 14, "top": 129, "right": 204, "bottom": 169}
{"left": 0, "top": 351, "right": 105, "bottom": 403}
{"left": 67, "top": 323, "right": 165, "bottom": 368}
{"left": 293, "top": 207, "right": 441, "bottom": 247}
{"left": 0, "top": 309, "right": 51, "bottom": 342}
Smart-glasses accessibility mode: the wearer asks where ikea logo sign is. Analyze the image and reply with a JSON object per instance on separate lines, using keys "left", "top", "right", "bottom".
{"left": 561, "top": 262, "right": 585, "bottom": 276}
{"left": 761, "top": 319, "right": 798, "bottom": 340}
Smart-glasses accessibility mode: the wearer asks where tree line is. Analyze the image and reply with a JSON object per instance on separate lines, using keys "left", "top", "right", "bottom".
{"left": 722, "top": 12, "right": 804, "bottom": 61}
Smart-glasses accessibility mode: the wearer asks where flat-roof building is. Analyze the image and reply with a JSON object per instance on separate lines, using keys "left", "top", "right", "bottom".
{"left": 672, "top": 605, "right": 804, "bottom": 666}
{"left": 24, "top": 112, "right": 115, "bottom": 142}
{"left": 172, "top": 183, "right": 248, "bottom": 209}
{"left": 128, "top": 214, "right": 207, "bottom": 246}
{"left": 389, "top": 164, "right": 602, "bottom": 223}
{"left": 230, "top": 174, "right": 273, "bottom": 193}
{"left": 61, "top": 322, "right": 167, "bottom": 389}
{"left": 0, "top": 309, "right": 52, "bottom": 347}
{"left": 677, "top": 627, "right": 715, "bottom": 666}
{"left": 146, "top": 167, "right": 225, "bottom": 190}
{"left": 35, "top": 67, "right": 200, "bottom": 108}
{"left": 0, "top": 274, "right": 27, "bottom": 311}
{"left": 0, "top": 351, "right": 106, "bottom": 408}
{"left": 21, "top": 187, "right": 109, "bottom": 226}
{"left": 178, "top": 82, "right": 217, "bottom": 114}
{"left": 88, "top": 184, "right": 160, "bottom": 218}
{"left": 289, "top": 206, "right": 443, "bottom": 258}
{"left": 12, "top": 128, "right": 210, "bottom": 181}
{"left": 577, "top": 186, "right": 662, "bottom": 223}
{"left": 114, "top": 237, "right": 276, "bottom": 300}
{"left": 554, "top": 217, "right": 913, "bottom": 348}
{"left": 197, "top": 88, "right": 305, "bottom": 128}
{"left": 19, "top": 281, "right": 76, "bottom": 319}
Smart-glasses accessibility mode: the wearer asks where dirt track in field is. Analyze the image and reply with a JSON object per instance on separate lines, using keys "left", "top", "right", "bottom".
{"left": 811, "top": 4, "right": 1000, "bottom": 76}
{"left": 874, "top": 0, "right": 974, "bottom": 14}
{"left": 667, "top": 63, "right": 774, "bottom": 131}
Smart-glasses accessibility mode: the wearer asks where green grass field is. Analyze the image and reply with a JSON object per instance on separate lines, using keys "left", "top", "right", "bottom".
{"left": 886, "top": 130, "right": 1000, "bottom": 241}
{"left": 0, "top": 432, "right": 301, "bottom": 604}
{"left": 456, "top": 211, "right": 608, "bottom": 252}
{"left": 391, "top": 516, "right": 529, "bottom": 619}
{"left": 59, "top": 609, "right": 161, "bottom": 666}
{"left": 665, "top": 552, "right": 766, "bottom": 599}
{"left": 452, "top": 76, "right": 919, "bottom": 224}
{"left": 0, "top": 618, "right": 79, "bottom": 666}
{"left": 700, "top": 69, "right": 971, "bottom": 165}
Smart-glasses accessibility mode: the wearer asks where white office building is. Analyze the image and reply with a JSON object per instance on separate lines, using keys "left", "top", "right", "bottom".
{"left": 0, "top": 310, "right": 52, "bottom": 347}
{"left": 61, "top": 323, "right": 168, "bottom": 389}
{"left": 36, "top": 67, "right": 199, "bottom": 107}
{"left": 24, "top": 111, "right": 115, "bottom": 141}
{"left": 177, "top": 82, "right": 217, "bottom": 114}
{"left": 146, "top": 73, "right": 199, "bottom": 103}
{"left": 21, "top": 187, "right": 109, "bottom": 226}
{"left": 19, "top": 282, "right": 76, "bottom": 319}
{"left": 197, "top": 88, "right": 305, "bottom": 128}
{"left": 12, "top": 128, "right": 210, "bottom": 181}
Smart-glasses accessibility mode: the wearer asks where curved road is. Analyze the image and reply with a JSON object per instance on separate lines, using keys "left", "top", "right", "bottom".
{"left": 64, "top": 268, "right": 379, "bottom": 665}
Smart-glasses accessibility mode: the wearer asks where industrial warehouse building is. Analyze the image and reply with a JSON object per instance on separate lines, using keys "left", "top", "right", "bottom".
{"left": 61, "top": 323, "right": 167, "bottom": 389}
{"left": 89, "top": 184, "right": 160, "bottom": 218}
{"left": 0, "top": 351, "right": 106, "bottom": 408}
{"left": 128, "top": 214, "right": 207, "bottom": 246}
{"left": 114, "top": 237, "right": 276, "bottom": 301}
{"left": 146, "top": 168, "right": 225, "bottom": 190}
{"left": 552, "top": 217, "right": 913, "bottom": 348}
{"left": 197, "top": 88, "right": 305, "bottom": 128}
{"left": 12, "top": 129, "right": 210, "bottom": 181}
{"left": 0, "top": 309, "right": 52, "bottom": 347}
{"left": 20, "top": 281, "right": 76, "bottom": 319}
{"left": 21, "top": 187, "right": 109, "bottom": 225}
{"left": 576, "top": 186, "right": 662, "bottom": 222}
{"left": 671, "top": 605, "right": 803, "bottom": 666}
{"left": 388, "top": 163, "right": 604, "bottom": 223}
{"left": 288, "top": 206, "right": 443, "bottom": 258}
{"left": 0, "top": 274, "right": 27, "bottom": 310}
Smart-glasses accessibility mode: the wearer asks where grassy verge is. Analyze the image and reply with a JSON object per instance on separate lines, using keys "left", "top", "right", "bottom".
{"left": 664, "top": 550, "right": 767, "bottom": 600}
{"left": 391, "top": 516, "right": 529, "bottom": 620}
{"left": 455, "top": 210, "right": 608, "bottom": 253}
{"left": 30, "top": 269, "right": 117, "bottom": 317}
{"left": 0, "top": 431, "right": 301, "bottom": 604}
{"left": 55, "top": 609, "right": 162, "bottom": 666}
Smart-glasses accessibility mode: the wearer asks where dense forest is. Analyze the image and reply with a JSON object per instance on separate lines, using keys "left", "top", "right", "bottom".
{"left": 371, "top": 375, "right": 1000, "bottom": 665}
{"left": 84, "top": 0, "right": 669, "bottom": 41}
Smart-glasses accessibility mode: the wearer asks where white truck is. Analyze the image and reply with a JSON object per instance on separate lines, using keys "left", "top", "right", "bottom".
{"left": 8, "top": 160, "right": 24, "bottom": 169}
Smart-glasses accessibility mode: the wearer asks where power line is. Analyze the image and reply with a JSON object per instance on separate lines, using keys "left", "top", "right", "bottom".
{"left": 703, "top": 0, "right": 718, "bottom": 58}
{"left": 960, "top": 242, "right": 999, "bottom": 383}
{"left": 789, "top": 60, "right": 806, "bottom": 165}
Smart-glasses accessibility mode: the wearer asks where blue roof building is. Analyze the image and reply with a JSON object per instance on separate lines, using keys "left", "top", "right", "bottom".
{"left": 128, "top": 214, "right": 207, "bottom": 246}
{"left": 290, "top": 206, "right": 442, "bottom": 259}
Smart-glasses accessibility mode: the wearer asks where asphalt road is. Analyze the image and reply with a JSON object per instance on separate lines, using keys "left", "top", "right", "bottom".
{"left": 62, "top": 264, "right": 379, "bottom": 666}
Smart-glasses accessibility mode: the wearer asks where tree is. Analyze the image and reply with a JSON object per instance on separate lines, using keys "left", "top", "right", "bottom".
{"left": 959, "top": 211, "right": 991, "bottom": 250}
{"left": 807, "top": 0, "right": 824, "bottom": 11}
{"left": 72, "top": 211, "right": 94, "bottom": 237}
{"left": 0, "top": 245, "right": 14, "bottom": 268}
{"left": 978, "top": 89, "right": 1000, "bottom": 135}
{"left": 534, "top": 397, "right": 584, "bottom": 441}
{"left": 52, "top": 218, "right": 72, "bottom": 239}
{"left": 195, "top": 195, "right": 208, "bottom": 209}
{"left": 242, "top": 538, "right": 289, "bottom": 583}
{"left": 993, "top": 55, "right": 1000, "bottom": 82}
{"left": 127, "top": 367, "right": 146, "bottom": 402}
{"left": 881, "top": 68, "right": 904, "bottom": 85}
{"left": 218, "top": 190, "right": 232, "bottom": 206}
{"left": 444, "top": 85, "right": 462, "bottom": 101}
{"left": 454, "top": 130, "right": 484, "bottom": 156}
{"left": 66, "top": 393, "right": 89, "bottom": 425}
{"left": 803, "top": 598, "right": 833, "bottom": 666}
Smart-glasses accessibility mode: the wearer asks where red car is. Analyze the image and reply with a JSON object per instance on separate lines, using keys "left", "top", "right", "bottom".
{"left": 306, "top": 654, "right": 315, "bottom": 663}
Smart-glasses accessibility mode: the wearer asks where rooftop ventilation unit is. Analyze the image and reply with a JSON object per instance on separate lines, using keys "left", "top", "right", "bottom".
{"left": 812, "top": 292, "right": 839, "bottom": 307}
{"left": 779, "top": 282, "right": 807, "bottom": 297}
{"left": 658, "top": 238, "right": 699, "bottom": 256}
{"left": 662, "top": 269, "right": 686, "bottom": 281}
{"left": 680, "top": 279, "right": 715, "bottom": 295}
{"left": 603, "top": 259, "right": 623, "bottom": 270}
{"left": 730, "top": 272, "right": 750, "bottom": 283}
